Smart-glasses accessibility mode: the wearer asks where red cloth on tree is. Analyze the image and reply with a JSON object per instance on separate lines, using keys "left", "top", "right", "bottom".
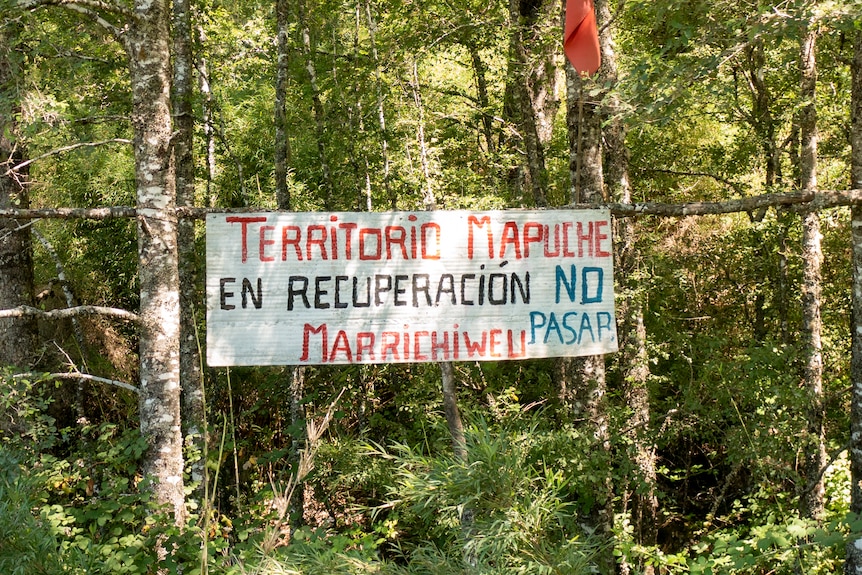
{"left": 564, "top": 0, "right": 601, "bottom": 76}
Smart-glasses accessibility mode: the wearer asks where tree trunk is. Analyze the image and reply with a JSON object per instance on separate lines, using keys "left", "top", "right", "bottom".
{"left": 297, "top": 0, "right": 334, "bottom": 209}
{"left": 125, "top": 0, "right": 186, "bottom": 524}
{"left": 172, "top": 0, "right": 206, "bottom": 505}
{"left": 563, "top": 4, "right": 612, "bottom": 571}
{"left": 441, "top": 362, "right": 467, "bottom": 461}
{"left": 196, "top": 24, "right": 218, "bottom": 207}
{"left": 506, "top": 0, "right": 548, "bottom": 207}
{"left": 846, "top": 28, "right": 862, "bottom": 575}
{"left": 0, "top": 23, "right": 38, "bottom": 369}
{"left": 275, "top": 0, "right": 293, "bottom": 210}
{"left": 364, "top": 1, "right": 394, "bottom": 209}
{"left": 798, "top": 23, "right": 825, "bottom": 522}
{"left": 288, "top": 365, "right": 306, "bottom": 528}
{"left": 411, "top": 61, "right": 437, "bottom": 208}
{"left": 600, "top": 2, "right": 657, "bottom": 571}
{"left": 566, "top": 69, "right": 604, "bottom": 205}
{"left": 273, "top": 8, "right": 308, "bottom": 525}
{"left": 466, "top": 39, "right": 495, "bottom": 155}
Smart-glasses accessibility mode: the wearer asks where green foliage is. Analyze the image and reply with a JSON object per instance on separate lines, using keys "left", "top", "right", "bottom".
{"left": 688, "top": 514, "right": 859, "bottom": 574}
{"left": 366, "top": 415, "right": 604, "bottom": 573}
{"left": 0, "top": 370, "right": 58, "bottom": 452}
{"left": 0, "top": 450, "right": 67, "bottom": 575}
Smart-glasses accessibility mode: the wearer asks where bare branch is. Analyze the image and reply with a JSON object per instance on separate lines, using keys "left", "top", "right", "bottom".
{"left": 570, "top": 189, "right": 862, "bottom": 217}
{"left": 0, "top": 189, "right": 861, "bottom": 222}
{"left": 11, "top": 372, "right": 138, "bottom": 394}
{"left": 18, "top": 0, "right": 130, "bottom": 37}
{"left": 0, "top": 305, "right": 139, "bottom": 323}
{"left": 2, "top": 139, "right": 132, "bottom": 177}
{"left": 0, "top": 206, "right": 139, "bottom": 220}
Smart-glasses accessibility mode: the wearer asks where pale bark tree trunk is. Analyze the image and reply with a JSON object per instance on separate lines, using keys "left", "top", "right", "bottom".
{"left": 846, "top": 29, "right": 862, "bottom": 575}
{"left": 411, "top": 61, "right": 436, "bottom": 208}
{"left": 33, "top": 230, "right": 88, "bottom": 420}
{"left": 343, "top": 3, "right": 372, "bottom": 211}
{"left": 274, "top": 3, "right": 307, "bottom": 526}
{"left": 364, "top": 1, "right": 394, "bottom": 209}
{"left": 0, "top": 23, "right": 38, "bottom": 369}
{"left": 798, "top": 23, "right": 825, "bottom": 522}
{"left": 173, "top": 0, "right": 206, "bottom": 504}
{"left": 562, "top": 1, "right": 614, "bottom": 572}
{"left": 600, "top": 3, "right": 656, "bottom": 572}
{"left": 297, "top": 0, "right": 334, "bottom": 209}
{"left": 275, "top": 0, "right": 293, "bottom": 210}
{"left": 196, "top": 23, "right": 218, "bottom": 207}
{"left": 506, "top": 0, "right": 548, "bottom": 207}
{"left": 125, "top": 0, "right": 186, "bottom": 523}
{"left": 409, "top": 62, "right": 472, "bottom": 559}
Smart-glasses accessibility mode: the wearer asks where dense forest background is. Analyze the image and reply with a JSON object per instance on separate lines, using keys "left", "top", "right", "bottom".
{"left": 2, "top": 0, "right": 862, "bottom": 573}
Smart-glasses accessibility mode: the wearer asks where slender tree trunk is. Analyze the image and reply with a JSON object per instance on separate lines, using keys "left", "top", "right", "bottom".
{"left": 173, "top": 0, "right": 206, "bottom": 504}
{"left": 125, "top": 0, "right": 186, "bottom": 524}
{"left": 273, "top": 7, "right": 307, "bottom": 525}
{"left": 466, "top": 39, "right": 495, "bottom": 155}
{"left": 846, "top": 28, "right": 862, "bottom": 575}
{"left": 600, "top": 2, "right": 656, "bottom": 571}
{"left": 0, "top": 23, "right": 38, "bottom": 369}
{"left": 288, "top": 365, "right": 306, "bottom": 528}
{"left": 507, "top": 0, "right": 548, "bottom": 207}
{"left": 411, "top": 61, "right": 436, "bottom": 208}
{"left": 275, "top": 0, "right": 293, "bottom": 210}
{"left": 798, "top": 23, "right": 825, "bottom": 522}
{"left": 297, "top": 0, "right": 334, "bottom": 209}
{"left": 409, "top": 62, "right": 472, "bottom": 559}
{"left": 33, "top": 230, "right": 88, "bottom": 421}
{"left": 441, "top": 362, "right": 467, "bottom": 461}
{"left": 364, "top": 1, "right": 394, "bottom": 209}
{"left": 561, "top": 1, "right": 613, "bottom": 571}
{"left": 560, "top": 0, "right": 622, "bottom": 575}
{"left": 566, "top": 69, "right": 603, "bottom": 204}
{"left": 196, "top": 24, "right": 217, "bottom": 207}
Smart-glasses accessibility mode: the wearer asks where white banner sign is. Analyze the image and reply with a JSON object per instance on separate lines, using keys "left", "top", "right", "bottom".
{"left": 206, "top": 210, "right": 617, "bottom": 366}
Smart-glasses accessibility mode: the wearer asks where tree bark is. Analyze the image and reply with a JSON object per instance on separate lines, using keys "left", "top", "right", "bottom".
{"left": 441, "top": 362, "right": 467, "bottom": 461}
{"left": 465, "top": 39, "right": 495, "bottom": 155}
{"left": 273, "top": 10, "right": 307, "bottom": 525}
{"left": 297, "top": 0, "right": 334, "bottom": 209}
{"left": 506, "top": 0, "right": 548, "bottom": 207}
{"left": 798, "top": 23, "right": 825, "bottom": 522}
{"left": 196, "top": 23, "right": 218, "bottom": 207}
{"left": 0, "top": 22, "right": 38, "bottom": 369}
{"left": 600, "top": 1, "right": 657, "bottom": 571}
{"left": 125, "top": 0, "right": 186, "bottom": 523}
{"left": 275, "top": 0, "right": 293, "bottom": 210}
{"left": 364, "top": 1, "right": 394, "bottom": 209}
{"left": 846, "top": 29, "right": 862, "bottom": 575}
{"left": 563, "top": 2, "right": 612, "bottom": 571}
{"left": 173, "top": 0, "right": 206, "bottom": 505}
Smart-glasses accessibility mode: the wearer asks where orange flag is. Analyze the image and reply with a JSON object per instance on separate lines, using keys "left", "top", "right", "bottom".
{"left": 564, "top": 0, "right": 601, "bottom": 76}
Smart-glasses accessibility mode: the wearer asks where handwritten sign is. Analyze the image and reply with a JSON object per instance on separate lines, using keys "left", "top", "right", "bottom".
{"left": 206, "top": 210, "right": 617, "bottom": 366}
